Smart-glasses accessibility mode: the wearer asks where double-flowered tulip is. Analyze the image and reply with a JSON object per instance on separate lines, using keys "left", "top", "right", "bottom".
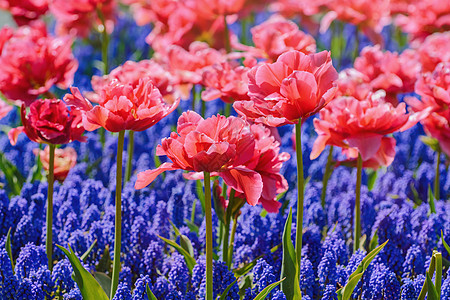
{"left": 65, "top": 78, "right": 179, "bottom": 132}
{"left": 136, "top": 111, "right": 264, "bottom": 205}
{"left": 234, "top": 50, "right": 338, "bottom": 126}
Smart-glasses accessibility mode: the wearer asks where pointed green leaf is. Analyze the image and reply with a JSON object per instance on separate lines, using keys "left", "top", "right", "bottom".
{"left": 146, "top": 283, "right": 157, "bottom": 300}
{"left": 441, "top": 231, "right": 450, "bottom": 255}
{"left": 428, "top": 184, "right": 436, "bottom": 214}
{"left": 185, "top": 219, "right": 199, "bottom": 234}
{"left": 340, "top": 273, "right": 363, "bottom": 300}
{"left": 219, "top": 278, "right": 238, "bottom": 300}
{"left": 81, "top": 239, "right": 97, "bottom": 263}
{"left": 169, "top": 220, "right": 182, "bottom": 237}
{"left": 196, "top": 180, "right": 205, "bottom": 214}
{"left": 369, "top": 230, "right": 378, "bottom": 252}
{"left": 426, "top": 272, "right": 439, "bottom": 300}
{"left": 434, "top": 252, "right": 442, "bottom": 294}
{"left": 233, "top": 254, "right": 264, "bottom": 277}
{"left": 212, "top": 180, "right": 225, "bottom": 224}
{"left": 96, "top": 245, "right": 111, "bottom": 273}
{"left": 179, "top": 234, "right": 195, "bottom": 257}
{"left": 348, "top": 240, "right": 388, "bottom": 282}
{"left": 0, "top": 151, "right": 25, "bottom": 196}
{"left": 93, "top": 272, "right": 111, "bottom": 297}
{"left": 254, "top": 278, "right": 285, "bottom": 300}
{"left": 56, "top": 245, "right": 109, "bottom": 300}
{"left": 5, "top": 227, "right": 14, "bottom": 272}
{"left": 158, "top": 235, "right": 196, "bottom": 273}
{"left": 280, "top": 208, "right": 302, "bottom": 300}
{"left": 366, "top": 169, "right": 377, "bottom": 191}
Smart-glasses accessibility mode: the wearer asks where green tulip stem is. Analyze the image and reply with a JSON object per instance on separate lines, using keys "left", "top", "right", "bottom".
{"left": 204, "top": 172, "right": 213, "bottom": 300}
{"left": 321, "top": 145, "right": 334, "bottom": 208}
{"left": 294, "top": 120, "right": 304, "bottom": 270}
{"left": 46, "top": 143, "right": 56, "bottom": 271}
{"left": 435, "top": 150, "right": 441, "bottom": 200}
{"left": 125, "top": 130, "right": 134, "bottom": 183}
{"left": 110, "top": 130, "right": 125, "bottom": 299}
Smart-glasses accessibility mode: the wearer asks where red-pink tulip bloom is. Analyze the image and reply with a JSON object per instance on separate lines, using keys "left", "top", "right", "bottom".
{"left": 135, "top": 111, "right": 264, "bottom": 206}
{"left": 65, "top": 78, "right": 179, "bottom": 132}
{"left": 395, "top": 0, "right": 450, "bottom": 41}
{"left": 415, "top": 62, "right": 450, "bottom": 109}
{"left": 0, "top": 0, "right": 48, "bottom": 25}
{"left": 50, "top": 0, "right": 116, "bottom": 37}
{"left": 354, "top": 46, "right": 420, "bottom": 104}
{"left": 320, "top": 0, "right": 391, "bottom": 45}
{"left": 91, "top": 59, "right": 185, "bottom": 104}
{"left": 335, "top": 68, "right": 372, "bottom": 101}
{"left": 417, "top": 32, "right": 450, "bottom": 73}
{"left": 34, "top": 146, "right": 77, "bottom": 181}
{"left": 9, "top": 98, "right": 85, "bottom": 146}
{"left": 311, "top": 93, "right": 419, "bottom": 168}
{"left": 421, "top": 109, "right": 450, "bottom": 157}
{"left": 196, "top": 0, "right": 245, "bottom": 16}
{"left": 201, "top": 61, "right": 250, "bottom": 104}
{"left": 0, "top": 23, "right": 78, "bottom": 106}
{"left": 234, "top": 50, "right": 338, "bottom": 127}
{"left": 243, "top": 15, "right": 316, "bottom": 62}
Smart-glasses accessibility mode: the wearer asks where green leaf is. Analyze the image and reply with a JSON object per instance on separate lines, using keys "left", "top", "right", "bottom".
{"left": 169, "top": 220, "right": 182, "bottom": 237}
{"left": 81, "top": 239, "right": 97, "bottom": 263}
{"left": 369, "top": 230, "right": 378, "bottom": 252}
{"left": 348, "top": 240, "right": 388, "bottom": 282}
{"left": 196, "top": 180, "right": 205, "bottom": 214}
{"left": 428, "top": 184, "right": 436, "bottom": 214}
{"left": 219, "top": 278, "right": 238, "bottom": 300}
{"left": 5, "top": 227, "right": 14, "bottom": 272}
{"left": 158, "top": 235, "right": 196, "bottom": 273}
{"left": 280, "top": 208, "right": 302, "bottom": 300}
{"left": 95, "top": 245, "right": 111, "bottom": 273}
{"left": 56, "top": 244, "right": 109, "bottom": 300}
{"left": 254, "top": 278, "right": 285, "bottom": 300}
{"left": 434, "top": 252, "right": 442, "bottom": 294}
{"left": 233, "top": 254, "right": 263, "bottom": 277}
{"left": 366, "top": 170, "right": 377, "bottom": 191}
{"left": 212, "top": 180, "right": 225, "bottom": 224}
{"left": 185, "top": 219, "right": 199, "bottom": 234}
{"left": 0, "top": 151, "right": 25, "bottom": 196}
{"left": 441, "top": 231, "right": 450, "bottom": 255}
{"left": 426, "top": 272, "right": 439, "bottom": 300}
{"left": 146, "top": 283, "right": 157, "bottom": 300}
{"left": 93, "top": 272, "right": 111, "bottom": 297}
{"left": 179, "top": 235, "right": 195, "bottom": 257}
{"left": 338, "top": 273, "right": 363, "bottom": 300}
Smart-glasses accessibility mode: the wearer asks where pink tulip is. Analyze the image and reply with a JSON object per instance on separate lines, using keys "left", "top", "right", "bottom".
{"left": 34, "top": 146, "right": 77, "bottom": 181}
{"left": 65, "top": 78, "right": 179, "bottom": 132}
{"left": 135, "top": 111, "right": 264, "bottom": 206}
{"left": 201, "top": 61, "right": 250, "bottom": 103}
{"left": 417, "top": 32, "right": 450, "bottom": 73}
{"left": 234, "top": 50, "right": 338, "bottom": 127}
{"left": 0, "top": 0, "right": 48, "bottom": 25}
{"left": 50, "top": 0, "right": 116, "bottom": 37}
{"left": 415, "top": 62, "right": 450, "bottom": 109}
{"left": 0, "top": 22, "right": 78, "bottom": 106}
{"left": 311, "top": 93, "right": 419, "bottom": 168}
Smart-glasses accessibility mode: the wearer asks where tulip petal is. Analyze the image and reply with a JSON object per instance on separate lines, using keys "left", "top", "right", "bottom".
{"left": 347, "top": 135, "right": 383, "bottom": 161}
{"left": 135, "top": 162, "right": 177, "bottom": 189}
{"left": 220, "top": 168, "right": 263, "bottom": 206}
{"left": 8, "top": 126, "right": 24, "bottom": 146}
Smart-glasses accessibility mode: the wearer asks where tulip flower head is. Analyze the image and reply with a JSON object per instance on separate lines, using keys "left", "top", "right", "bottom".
{"left": 65, "top": 78, "right": 180, "bottom": 132}
{"left": 0, "top": 23, "right": 78, "bottom": 106}
{"left": 0, "top": 0, "right": 48, "bottom": 25}
{"left": 34, "top": 146, "right": 77, "bottom": 181}
{"left": 136, "top": 111, "right": 265, "bottom": 206}
{"left": 9, "top": 98, "right": 85, "bottom": 146}
{"left": 311, "top": 93, "right": 419, "bottom": 168}
{"left": 234, "top": 50, "right": 338, "bottom": 127}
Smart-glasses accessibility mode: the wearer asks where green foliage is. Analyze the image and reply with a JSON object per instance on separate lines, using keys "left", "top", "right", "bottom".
{"left": 158, "top": 235, "right": 196, "bottom": 274}
{"left": 57, "top": 244, "right": 109, "bottom": 300}
{"left": 5, "top": 228, "right": 14, "bottom": 272}
{"left": 254, "top": 278, "right": 285, "bottom": 300}
{"left": 0, "top": 151, "right": 25, "bottom": 196}
{"left": 418, "top": 250, "right": 443, "bottom": 300}
{"left": 337, "top": 240, "right": 389, "bottom": 300}
{"left": 280, "top": 208, "right": 302, "bottom": 300}
{"left": 146, "top": 283, "right": 158, "bottom": 300}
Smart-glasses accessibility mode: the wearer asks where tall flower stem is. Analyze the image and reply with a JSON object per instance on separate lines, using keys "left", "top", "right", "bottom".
{"left": 97, "top": 7, "right": 109, "bottom": 148}
{"left": 203, "top": 172, "right": 213, "bottom": 300}
{"left": 110, "top": 130, "right": 125, "bottom": 299}
{"left": 46, "top": 143, "right": 56, "bottom": 271}
{"left": 294, "top": 120, "right": 304, "bottom": 270}
{"left": 435, "top": 150, "right": 441, "bottom": 200}
{"left": 228, "top": 214, "right": 238, "bottom": 268}
{"left": 321, "top": 146, "right": 334, "bottom": 208}
{"left": 223, "top": 16, "right": 231, "bottom": 53}
{"left": 224, "top": 103, "right": 231, "bottom": 117}
{"left": 125, "top": 130, "right": 134, "bottom": 183}
{"left": 354, "top": 153, "right": 363, "bottom": 253}
{"left": 353, "top": 27, "right": 359, "bottom": 61}
{"left": 222, "top": 190, "right": 235, "bottom": 266}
